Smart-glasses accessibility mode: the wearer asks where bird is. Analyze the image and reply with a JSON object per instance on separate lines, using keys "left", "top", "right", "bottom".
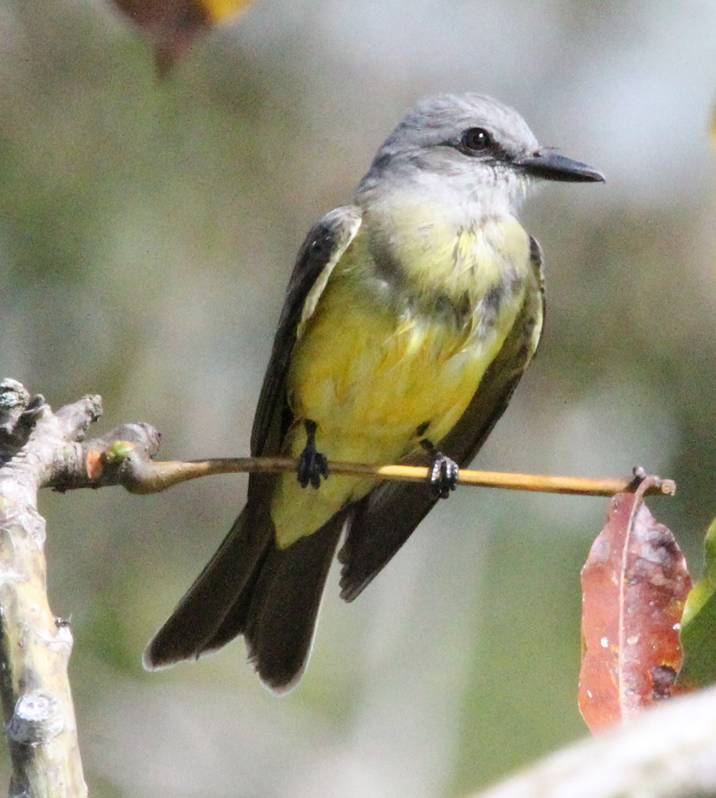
{"left": 144, "top": 93, "right": 604, "bottom": 691}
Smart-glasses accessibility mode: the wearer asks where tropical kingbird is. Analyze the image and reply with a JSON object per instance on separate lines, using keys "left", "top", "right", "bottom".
{"left": 145, "top": 94, "right": 603, "bottom": 691}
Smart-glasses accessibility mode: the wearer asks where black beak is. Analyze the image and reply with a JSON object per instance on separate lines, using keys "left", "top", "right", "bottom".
{"left": 514, "top": 150, "right": 605, "bottom": 183}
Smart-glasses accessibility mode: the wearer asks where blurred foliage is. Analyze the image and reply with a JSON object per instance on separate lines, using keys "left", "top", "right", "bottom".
{"left": 0, "top": 1, "right": 714, "bottom": 796}
{"left": 681, "top": 519, "right": 716, "bottom": 688}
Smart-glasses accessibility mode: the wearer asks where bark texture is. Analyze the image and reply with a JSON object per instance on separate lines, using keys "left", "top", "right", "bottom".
{"left": 474, "top": 684, "right": 716, "bottom": 798}
{"left": 0, "top": 379, "right": 159, "bottom": 797}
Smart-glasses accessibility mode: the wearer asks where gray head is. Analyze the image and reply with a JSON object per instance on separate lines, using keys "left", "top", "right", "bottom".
{"left": 357, "top": 93, "right": 603, "bottom": 213}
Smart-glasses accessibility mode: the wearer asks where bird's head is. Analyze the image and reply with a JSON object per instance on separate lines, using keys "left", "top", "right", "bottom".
{"left": 357, "top": 93, "right": 604, "bottom": 216}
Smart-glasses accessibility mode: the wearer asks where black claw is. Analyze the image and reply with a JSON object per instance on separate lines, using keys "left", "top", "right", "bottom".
{"left": 297, "top": 422, "right": 329, "bottom": 489}
{"left": 297, "top": 449, "right": 329, "bottom": 489}
{"left": 428, "top": 451, "right": 459, "bottom": 500}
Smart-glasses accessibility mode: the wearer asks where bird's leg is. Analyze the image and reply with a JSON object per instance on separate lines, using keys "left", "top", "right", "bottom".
{"left": 420, "top": 439, "right": 459, "bottom": 500}
{"left": 297, "top": 420, "right": 329, "bottom": 489}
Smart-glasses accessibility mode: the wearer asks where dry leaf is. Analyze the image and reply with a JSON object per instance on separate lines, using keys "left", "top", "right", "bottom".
{"left": 578, "top": 478, "right": 691, "bottom": 732}
{"left": 112, "top": 0, "right": 254, "bottom": 74}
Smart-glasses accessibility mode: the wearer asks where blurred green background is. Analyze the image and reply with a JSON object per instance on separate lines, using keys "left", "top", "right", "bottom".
{"left": 1, "top": 1, "right": 714, "bottom": 795}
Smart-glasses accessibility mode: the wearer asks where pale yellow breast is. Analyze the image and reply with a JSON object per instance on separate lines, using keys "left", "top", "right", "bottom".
{"left": 384, "top": 203, "right": 528, "bottom": 295}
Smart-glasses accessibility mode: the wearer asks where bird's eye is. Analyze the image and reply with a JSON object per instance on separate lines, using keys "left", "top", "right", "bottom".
{"left": 461, "top": 127, "right": 493, "bottom": 152}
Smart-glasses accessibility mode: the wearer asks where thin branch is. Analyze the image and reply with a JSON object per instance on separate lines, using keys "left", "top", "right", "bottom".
{"left": 50, "top": 447, "right": 675, "bottom": 499}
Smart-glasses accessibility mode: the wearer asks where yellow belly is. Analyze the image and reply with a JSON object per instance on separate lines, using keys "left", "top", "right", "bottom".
{"left": 290, "top": 280, "right": 494, "bottom": 448}
{"left": 270, "top": 228, "right": 529, "bottom": 547}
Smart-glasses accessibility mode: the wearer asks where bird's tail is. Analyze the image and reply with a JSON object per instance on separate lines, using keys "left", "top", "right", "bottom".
{"left": 144, "top": 501, "right": 345, "bottom": 692}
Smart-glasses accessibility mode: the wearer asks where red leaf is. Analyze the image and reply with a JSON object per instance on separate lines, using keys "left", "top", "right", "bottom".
{"left": 578, "top": 478, "right": 691, "bottom": 732}
{"left": 111, "top": 0, "right": 254, "bottom": 74}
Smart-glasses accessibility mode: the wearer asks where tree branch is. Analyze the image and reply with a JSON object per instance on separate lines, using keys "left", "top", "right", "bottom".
{"left": 48, "top": 443, "right": 674, "bottom": 500}
{"left": 473, "top": 684, "right": 716, "bottom": 798}
{"left": 0, "top": 377, "right": 676, "bottom": 794}
{"left": 0, "top": 379, "right": 89, "bottom": 797}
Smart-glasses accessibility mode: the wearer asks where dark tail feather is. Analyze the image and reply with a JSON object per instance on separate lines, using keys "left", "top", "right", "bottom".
{"left": 145, "top": 503, "right": 345, "bottom": 692}
{"left": 241, "top": 512, "right": 345, "bottom": 692}
{"left": 339, "top": 481, "right": 436, "bottom": 602}
{"left": 143, "top": 504, "right": 272, "bottom": 670}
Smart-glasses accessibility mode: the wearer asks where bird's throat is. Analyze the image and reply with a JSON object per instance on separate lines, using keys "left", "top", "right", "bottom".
{"left": 363, "top": 200, "right": 532, "bottom": 326}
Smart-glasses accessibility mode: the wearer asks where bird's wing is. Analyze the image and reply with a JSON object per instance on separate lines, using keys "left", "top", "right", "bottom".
{"left": 250, "top": 205, "right": 363, "bottom": 460}
{"left": 338, "top": 236, "right": 546, "bottom": 602}
{"left": 144, "top": 207, "right": 362, "bottom": 673}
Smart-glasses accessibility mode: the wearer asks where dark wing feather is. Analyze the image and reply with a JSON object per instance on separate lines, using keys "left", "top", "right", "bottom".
{"left": 145, "top": 207, "right": 361, "bottom": 678}
{"left": 250, "top": 205, "right": 363, "bottom": 459}
{"left": 338, "top": 236, "right": 546, "bottom": 602}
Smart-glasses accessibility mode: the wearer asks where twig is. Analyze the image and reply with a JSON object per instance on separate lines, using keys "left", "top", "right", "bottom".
{"left": 50, "top": 449, "right": 675, "bottom": 500}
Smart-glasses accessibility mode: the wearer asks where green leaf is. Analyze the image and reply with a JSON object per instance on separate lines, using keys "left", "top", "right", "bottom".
{"left": 104, "top": 440, "right": 135, "bottom": 464}
{"left": 679, "top": 519, "right": 716, "bottom": 686}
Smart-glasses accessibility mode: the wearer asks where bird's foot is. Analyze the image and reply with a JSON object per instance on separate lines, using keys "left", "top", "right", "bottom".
{"left": 427, "top": 450, "right": 459, "bottom": 500}
{"left": 297, "top": 422, "right": 329, "bottom": 489}
{"left": 297, "top": 446, "right": 329, "bottom": 489}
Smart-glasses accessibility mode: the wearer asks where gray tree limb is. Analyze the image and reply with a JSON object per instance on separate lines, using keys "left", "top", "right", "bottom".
{"left": 474, "top": 684, "right": 716, "bottom": 798}
{"left": 0, "top": 379, "right": 159, "bottom": 797}
{"left": 0, "top": 377, "right": 687, "bottom": 796}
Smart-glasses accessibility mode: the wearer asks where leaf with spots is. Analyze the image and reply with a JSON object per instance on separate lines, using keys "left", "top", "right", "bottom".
{"left": 111, "top": 0, "right": 255, "bottom": 74}
{"left": 578, "top": 476, "right": 692, "bottom": 733}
